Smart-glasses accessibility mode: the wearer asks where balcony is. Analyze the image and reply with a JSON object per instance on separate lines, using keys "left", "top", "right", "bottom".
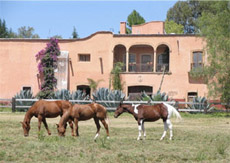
{"left": 128, "top": 62, "right": 153, "bottom": 72}
{"left": 156, "top": 63, "right": 169, "bottom": 72}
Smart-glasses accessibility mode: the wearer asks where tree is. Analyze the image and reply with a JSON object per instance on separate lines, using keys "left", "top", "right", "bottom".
{"left": 126, "top": 10, "right": 145, "bottom": 34}
{"left": 111, "top": 62, "right": 124, "bottom": 90}
{"left": 18, "top": 26, "right": 40, "bottom": 38}
{"left": 35, "top": 38, "right": 60, "bottom": 99}
{"left": 166, "top": 1, "right": 212, "bottom": 33}
{"left": 87, "top": 78, "right": 104, "bottom": 92}
{"left": 164, "top": 20, "right": 184, "bottom": 34}
{"left": 197, "top": 1, "right": 230, "bottom": 108}
{"left": 0, "top": 19, "right": 8, "bottom": 38}
{"left": 72, "top": 26, "right": 79, "bottom": 38}
{"left": 51, "top": 35, "right": 62, "bottom": 39}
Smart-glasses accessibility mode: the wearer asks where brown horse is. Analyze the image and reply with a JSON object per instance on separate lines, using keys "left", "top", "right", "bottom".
{"left": 21, "top": 100, "right": 74, "bottom": 137}
{"left": 57, "top": 103, "right": 109, "bottom": 140}
{"left": 114, "top": 102, "right": 181, "bottom": 140}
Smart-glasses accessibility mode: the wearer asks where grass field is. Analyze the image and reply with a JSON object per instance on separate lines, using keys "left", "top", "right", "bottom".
{"left": 0, "top": 112, "right": 230, "bottom": 163}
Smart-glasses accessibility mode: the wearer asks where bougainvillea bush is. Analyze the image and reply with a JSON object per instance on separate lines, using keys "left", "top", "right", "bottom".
{"left": 35, "top": 38, "right": 60, "bottom": 99}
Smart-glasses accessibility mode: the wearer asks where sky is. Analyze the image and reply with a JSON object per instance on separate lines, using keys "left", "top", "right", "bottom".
{"left": 0, "top": 0, "right": 177, "bottom": 39}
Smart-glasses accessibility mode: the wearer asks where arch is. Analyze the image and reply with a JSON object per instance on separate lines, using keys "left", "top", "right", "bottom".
{"left": 128, "top": 44, "right": 154, "bottom": 72}
{"left": 156, "top": 44, "right": 170, "bottom": 72}
{"left": 113, "top": 44, "right": 127, "bottom": 71}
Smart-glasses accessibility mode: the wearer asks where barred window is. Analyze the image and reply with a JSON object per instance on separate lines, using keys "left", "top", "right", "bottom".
{"left": 79, "top": 54, "right": 90, "bottom": 62}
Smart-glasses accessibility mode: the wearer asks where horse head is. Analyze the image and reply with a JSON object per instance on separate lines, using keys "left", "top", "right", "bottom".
{"left": 20, "top": 121, "right": 30, "bottom": 137}
{"left": 114, "top": 102, "right": 127, "bottom": 118}
{"left": 56, "top": 124, "right": 66, "bottom": 136}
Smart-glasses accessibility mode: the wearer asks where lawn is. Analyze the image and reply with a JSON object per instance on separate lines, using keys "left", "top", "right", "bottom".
{"left": 0, "top": 112, "right": 230, "bottom": 162}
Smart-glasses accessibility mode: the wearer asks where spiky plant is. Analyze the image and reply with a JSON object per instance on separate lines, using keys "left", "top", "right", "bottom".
{"left": 92, "top": 88, "right": 125, "bottom": 108}
{"left": 14, "top": 90, "right": 34, "bottom": 111}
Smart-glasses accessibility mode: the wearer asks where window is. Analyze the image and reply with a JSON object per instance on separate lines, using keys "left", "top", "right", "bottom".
{"left": 141, "top": 54, "right": 153, "bottom": 72}
{"left": 129, "top": 54, "right": 136, "bottom": 72}
{"left": 79, "top": 54, "right": 90, "bottom": 62}
{"left": 22, "top": 86, "right": 31, "bottom": 91}
{"left": 191, "top": 51, "right": 203, "bottom": 69}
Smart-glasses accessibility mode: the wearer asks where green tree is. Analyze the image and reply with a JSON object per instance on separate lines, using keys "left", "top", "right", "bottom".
{"left": 167, "top": 1, "right": 212, "bottom": 34}
{"left": 87, "top": 78, "right": 104, "bottom": 93}
{"left": 51, "top": 35, "right": 62, "bottom": 39}
{"left": 0, "top": 19, "right": 8, "bottom": 38}
{"left": 72, "top": 26, "right": 79, "bottom": 38}
{"left": 126, "top": 10, "right": 145, "bottom": 34}
{"left": 18, "top": 26, "right": 40, "bottom": 38}
{"left": 164, "top": 20, "right": 184, "bottom": 34}
{"left": 198, "top": 1, "right": 230, "bottom": 108}
{"left": 111, "top": 62, "right": 124, "bottom": 90}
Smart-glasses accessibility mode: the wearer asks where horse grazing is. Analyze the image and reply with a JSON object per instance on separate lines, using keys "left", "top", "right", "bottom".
{"left": 114, "top": 102, "right": 181, "bottom": 140}
{"left": 21, "top": 100, "right": 74, "bottom": 137}
{"left": 57, "top": 103, "right": 109, "bottom": 140}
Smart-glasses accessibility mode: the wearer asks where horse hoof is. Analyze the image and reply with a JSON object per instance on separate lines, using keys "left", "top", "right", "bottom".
{"left": 107, "top": 136, "right": 110, "bottom": 139}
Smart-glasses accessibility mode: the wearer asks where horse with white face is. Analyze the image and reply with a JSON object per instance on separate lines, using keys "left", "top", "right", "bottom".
{"left": 114, "top": 102, "right": 181, "bottom": 140}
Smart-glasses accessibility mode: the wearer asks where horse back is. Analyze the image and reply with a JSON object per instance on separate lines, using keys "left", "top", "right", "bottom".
{"left": 138, "top": 104, "right": 168, "bottom": 121}
{"left": 33, "top": 100, "right": 62, "bottom": 118}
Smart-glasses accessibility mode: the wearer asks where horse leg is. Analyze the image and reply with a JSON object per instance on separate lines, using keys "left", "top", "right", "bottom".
{"left": 100, "top": 119, "right": 110, "bottom": 139}
{"left": 160, "top": 120, "right": 168, "bottom": 141}
{"left": 137, "top": 119, "right": 143, "bottom": 140}
{"left": 74, "top": 118, "right": 79, "bottom": 136}
{"left": 68, "top": 120, "right": 75, "bottom": 136}
{"left": 166, "top": 119, "right": 173, "bottom": 140}
{"left": 93, "top": 118, "right": 101, "bottom": 140}
{"left": 142, "top": 121, "right": 146, "bottom": 140}
{"left": 38, "top": 115, "right": 42, "bottom": 133}
{"left": 42, "top": 118, "right": 51, "bottom": 135}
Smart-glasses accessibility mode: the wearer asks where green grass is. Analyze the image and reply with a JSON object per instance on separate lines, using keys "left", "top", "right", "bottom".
{"left": 0, "top": 112, "right": 230, "bottom": 162}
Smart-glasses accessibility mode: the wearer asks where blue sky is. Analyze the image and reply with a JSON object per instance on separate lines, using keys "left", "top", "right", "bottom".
{"left": 0, "top": 0, "right": 177, "bottom": 39}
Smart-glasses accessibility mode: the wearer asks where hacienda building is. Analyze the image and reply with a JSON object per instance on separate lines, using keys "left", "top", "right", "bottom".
{"left": 0, "top": 21, "right": 207, "bottom": 102}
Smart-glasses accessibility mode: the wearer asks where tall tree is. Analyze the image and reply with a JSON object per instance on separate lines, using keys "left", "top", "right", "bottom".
{"left": 164, "top": 20, "right": 184, "bottom": 34}
{"left": 166, "top": 1, "right": 212, "bottom": 33}
{"left": 72, "top": 26, "right": 79, "bottom": 38}
{"left": 111, "top": 62, "right": 124, "bottom": 90}
{"left": 18, "top": 26, "right": 40, "bottom": 38}
{"left": 198, "top": 1, "right": 230, "bottom": 108}
{"left": 0, "top": 19, "right": 8, "bottom": 38}
{"left": 126, "top": 10, "right": 145, "bottom": 34}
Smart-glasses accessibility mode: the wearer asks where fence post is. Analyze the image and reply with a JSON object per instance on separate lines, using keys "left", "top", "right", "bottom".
{"left": 12, "top": 97, "right": 16, "bottom": 112}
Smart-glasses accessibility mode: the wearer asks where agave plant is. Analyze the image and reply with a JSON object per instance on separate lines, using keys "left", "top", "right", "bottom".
{"left": 92, "top": 88, "right": 125, "bottom": 108}
{"left": 191, "top": 96, "right": 214, "bottom": 111}
{"left": 14, "top": 90, "right": 34, "bottom": 111}
{"left": 54, "top": 89, "right": 71, "bottom": 100}
{"left": 141, "top": 91, "right": 169, "bottom": 102}
{"left": 70, "top": 90, "right": 90, "bottom": 104}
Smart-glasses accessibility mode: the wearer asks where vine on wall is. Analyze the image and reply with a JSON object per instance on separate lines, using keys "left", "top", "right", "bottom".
{"left": 35, "top": 38, "right": 60, "bottom": 99}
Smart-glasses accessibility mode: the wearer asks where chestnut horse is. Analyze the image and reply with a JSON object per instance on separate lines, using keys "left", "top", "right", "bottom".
{"left": 57, "top": 103, "right": 109, "bottom": 140}
{"left": 114, "top": 102, "right": 181, "bottom": 140}
{"left": 21, "top": 100, "right": 74, "bottom": 136}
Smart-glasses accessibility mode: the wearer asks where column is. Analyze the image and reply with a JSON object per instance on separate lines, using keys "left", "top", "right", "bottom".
{"left": 126, "top": 51, "right": 129, "bottom": 72}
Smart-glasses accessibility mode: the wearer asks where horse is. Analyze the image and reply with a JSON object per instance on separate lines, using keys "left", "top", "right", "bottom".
{"left": 57, "top": 103, "right": 109, "bottom": 140}
{"left": 21, "top": 100, "right": 74, "bottom": 137}
{"left": 114, "top": 102, "right": 181, "bottom": 140}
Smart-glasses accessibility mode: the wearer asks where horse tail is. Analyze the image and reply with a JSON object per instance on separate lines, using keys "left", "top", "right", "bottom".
{"left": 163, "top": 102, "right": 182, "bottom": 120}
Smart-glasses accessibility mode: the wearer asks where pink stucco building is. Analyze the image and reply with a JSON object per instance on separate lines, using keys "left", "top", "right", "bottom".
{"left": 0, "top": 21, "right": 207, "bottom": 101}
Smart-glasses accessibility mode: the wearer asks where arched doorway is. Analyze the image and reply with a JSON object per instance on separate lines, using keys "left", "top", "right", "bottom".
{"left": 156, "top": 44, "right": 170, "bottom": 72}
{"left": 113, "top": 44, "right": 126, "bottom": 72}
{"left": 128, "top": 45, "right": 154, "bottom": 72}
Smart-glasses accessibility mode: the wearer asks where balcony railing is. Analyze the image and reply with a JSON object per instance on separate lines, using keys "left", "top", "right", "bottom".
{"left": 191, "top": 63, "right": 204, "bottom": 70}
{"left": 128, "top": 63, "right": 153, "bottom": 72}
{"left": 156, "top": 64, "right": 169, "bottom": 72}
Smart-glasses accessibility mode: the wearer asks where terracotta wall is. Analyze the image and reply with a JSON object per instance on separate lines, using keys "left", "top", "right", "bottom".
{"left": 0, "top": 32, "right": 207, "bottom": 100}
